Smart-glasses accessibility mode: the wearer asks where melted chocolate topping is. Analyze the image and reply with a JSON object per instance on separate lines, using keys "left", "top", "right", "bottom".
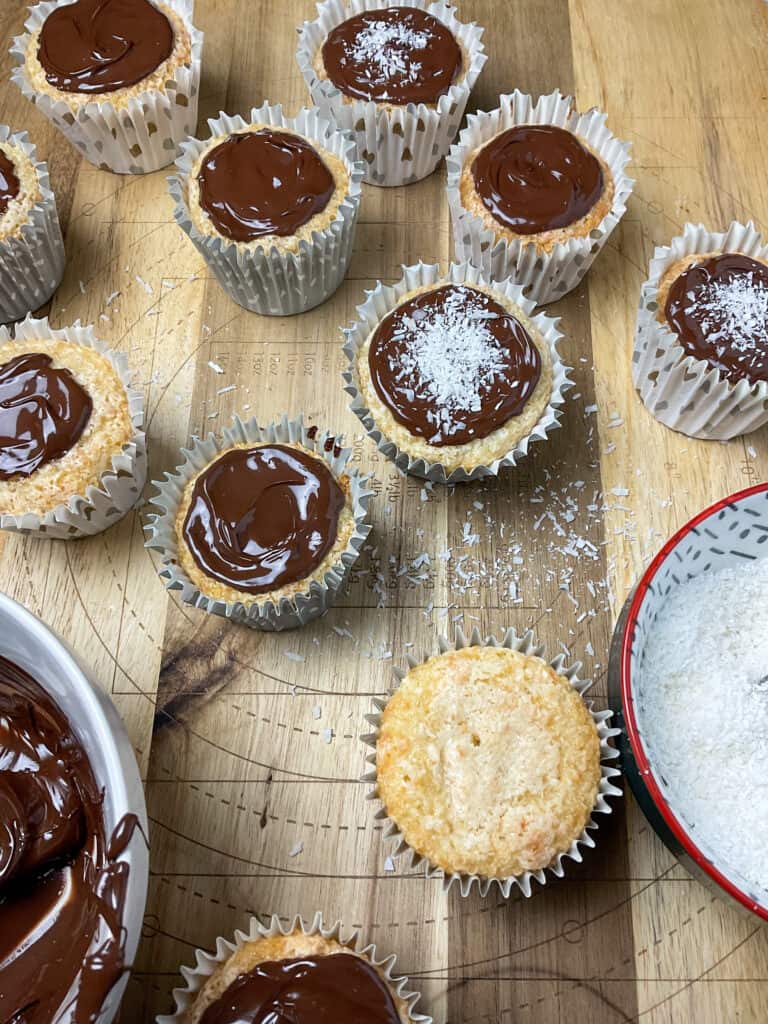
{"left": 664, "top": 253, "right": 768, "bottom": 385}
{"left": 0, "top": 655, "right": 138, "bottom": 1024}
{"left": 182, "top": 445, "right": 346, "bottom": 594}
{"left": 198, "top": 953, "right": 401, "bottom": 1024}
{"left": 37, "top": 0, "right": 174, "bottom": 95}
{"left": 321, "top": 6, "right": 462, "bottom": 105}
{"left": 196, "top": 130, "right": 335, "bottom": 243}
{"left": 368, "top": 284, "right": 542, "bottom": 446}
{"left": 0, "top": 353, "right": 93, "bottom": 481}
{"left": 471, "top": 124, "right": 604, "bottom": 235}
{"left": 0, "top": 149, "right": 20, "bottom": 217}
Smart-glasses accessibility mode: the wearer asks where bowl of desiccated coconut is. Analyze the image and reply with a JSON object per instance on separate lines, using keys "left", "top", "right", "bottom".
{"left": 608, "top": 481, "right": 768, "bottom": 921}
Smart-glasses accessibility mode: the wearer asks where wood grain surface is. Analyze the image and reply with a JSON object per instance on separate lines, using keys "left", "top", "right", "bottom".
{"left": 1, "top": 0, "right": 767, "bottom": 1021}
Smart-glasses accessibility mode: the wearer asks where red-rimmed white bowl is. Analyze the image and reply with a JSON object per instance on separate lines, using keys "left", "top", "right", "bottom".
{"left": 608, "top": 482, "right": 768, "bottom": 921}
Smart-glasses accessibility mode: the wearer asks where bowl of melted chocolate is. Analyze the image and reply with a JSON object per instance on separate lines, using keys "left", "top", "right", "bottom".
{"left": 0, "top": 591, "right": 148, "bottom": 1024}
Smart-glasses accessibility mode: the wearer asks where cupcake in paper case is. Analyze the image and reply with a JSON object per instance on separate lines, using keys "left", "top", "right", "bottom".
{"left": 342, "top": 260, "right": 571, "bottom": 483}
{"left": 145, "top": 415, "right": 373, "bottom": 631}
{"left": 633, "top": 219, "right": 768, "bottom": 440}
{"left": 446, "top": 89, "right": 633, "bottom": 304}
{"left": 158, "top": 912, "right": 432, "bottom": 1023}
{"left": 362, "top": 628, "right": 622, "bottom": 899}
{"left": 0, "top": 315, "right": 146, "bottom": 538}
{"left": 10, "top": 0, "right": 203, "bottom": 174}
{"left": 296, "top": 0, "right": 486, "bottom": 187}
{"left": 169, "top": 104, "right": 363, "bottom": 316}
{"left": 0, "top": 125, "right": 65, "bottom": 323}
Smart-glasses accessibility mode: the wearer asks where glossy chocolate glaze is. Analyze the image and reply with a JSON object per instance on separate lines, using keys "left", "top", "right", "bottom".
{"left": 0, "top": 149, "right": 20, "bottom": 217}
{"left": 471, "top": 124, "right": 604, "bottom": 235}
{"left": 321, "top": 6, "right": 462, "bottom": 105}
{"left": 0, "top": 655, "right": 138, "bottom": 1024}
{"left": 0, "top": 352, "right": 93, "bottom": 481}
{"left": 37, "top": 0, "right": 174, "bottom": 95}
{"left": 196, "top": 130, "right": 335, "bottom": 243}
{"left": 368, "top": 284, "right": 542, "bottom": 446}
{"left": 198, "top": 952, "right": 401, "bottom": 1024}
{"left": 664, "top": 252, "right": 768, "bottom": 384}
{"left": 182, "top": 444, "right": 346, "bottom": 595}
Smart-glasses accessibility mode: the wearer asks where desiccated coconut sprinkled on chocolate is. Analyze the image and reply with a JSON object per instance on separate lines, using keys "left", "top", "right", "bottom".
{"left": 346, "top": 18, "right": 430, "bottom": 87}
{"left": 685, "top": 273, "right": 768, "bottom": 359}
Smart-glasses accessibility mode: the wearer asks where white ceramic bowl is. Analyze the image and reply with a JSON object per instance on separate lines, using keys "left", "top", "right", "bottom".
{"left": 609, "top": 483, "right": 768, "bottom": 920}
{"left": 0, "top": 591, "right": 149, "bottom": 1022}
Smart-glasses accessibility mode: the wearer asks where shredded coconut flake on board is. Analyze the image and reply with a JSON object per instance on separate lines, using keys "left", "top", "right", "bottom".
{"left": 638, "top": 557, "right": 768, "bottom": 896}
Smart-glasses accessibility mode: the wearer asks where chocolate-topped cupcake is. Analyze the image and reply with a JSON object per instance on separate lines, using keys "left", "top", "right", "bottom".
{"left": 146, "top": 415, "right": 372, "bottom": 630}
{"left": 0, "top": 315, "right": 145, "bottom": 538}
{"left": 170, "top": 105, "right": 363, "bottom": 315}
{"left": 297, "top": 0, "right": 486, "bottom": 186}
{"left": 159, "top": 914, "right": 430, "bottom": 1024}
{"left": 465, "top": 124, "right": 610, "bottom": 249}
{"left": 319, "top": 6, "right": 463, "bottom": 106}
{"left": 446, "top": 90, "right": 633, "bottom": 303}
{"left": 11, "top": 0, "right": 203, "bottom": 174}
{"left": 343, "top": 261, "right": 570, "bottom": 482}
{"left": 0, "top": 126, "right": 65, "bottom": 323}
{"left": 634, "top": 220, "right": 768, "bottom": 440}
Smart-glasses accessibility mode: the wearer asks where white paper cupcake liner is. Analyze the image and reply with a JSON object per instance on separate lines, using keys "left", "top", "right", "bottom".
{"left": 10, "top": 0, "right": 203, "bottom": 174}
{"left": 446, "top": 89, "right": 634, "bottom": 304}
{"left": 362, "top": 626, "right": 622, "bottom": 899}
{"left": 0, "top": 316, "right": 146, "bottom": 538}
{"left": 168, "top": 104, "right": 364, "bottom": 315}
{"left": 342, "top": 260, "right": 571, "bottom": 483}
{"left": 296, "top": 0, "right": 487, "bottom": 187}
{"left": 157, "top": 911, "right": 432, "bottom": 1024}
{"left": 632, "top": 219, "right": 768, "bottom": 440}
{"left": 0, "top": 126, "right": 65, "bottom": 323}
{"left": 145, "top": 414, "right": 373, "bottom": 631}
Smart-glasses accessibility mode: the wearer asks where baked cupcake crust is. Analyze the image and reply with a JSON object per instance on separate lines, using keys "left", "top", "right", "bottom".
{"left": 0, "top": 138, "right": 42, "bottom": 242}
{"left": 180, "top": 930, "right": 411, "bottom": 1024}
{"left": 0, "top": 338, "right": 134, "bottom": 516}
{"left": 174, "top": 440, "right": 355, "bottom": 606}
{"left": 458, "top": 130, "right": 614, "bottom": 254}
{"left": 355, "top": 280, "right": 553, "bottom": 473}
{"left": 22, "top": 0, "right": 192, "bottom": 112}
{"left": 376, "top": 645, "right": 601, "bottom": 878}
{"left": 186, "top": 124, "right": 350, "bottom": 255}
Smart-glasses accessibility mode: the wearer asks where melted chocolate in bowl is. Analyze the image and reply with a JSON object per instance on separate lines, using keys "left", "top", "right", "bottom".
{"left": 198, "top": 953, "right": 401, "bottom": 1024}
{"left": 321, "top": 6, "right": 462, "bottom": 105}
{"left": 37, "top": 0, "right": 174, "bottom": 95}
{"left": 0, "top": 149, "right": 20, "bottom": 217}
{"left": 471, "top": 124, "right": 604, "bottom": 235}
{"left": 368, "top": 284, "right": 542, "bottom": 447}
{"left": 0, "top": 655, "right": 138, "bottom": 1024}
{"left": 664, "top": 253, "right": 768, "bottom": 385}
{"left": 0, "top": 352, "right": 93, "bottom": 481}
{"left": 182, "top": 445, "right": 346, "bottom": 595}
{"left": 196, "top": 130, "right": 336, "bottom": 243}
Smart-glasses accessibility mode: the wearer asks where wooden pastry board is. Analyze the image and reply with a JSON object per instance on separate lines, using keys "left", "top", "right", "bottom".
{"left": 2, "top": 0, "right": 768, "bottom": 1020}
